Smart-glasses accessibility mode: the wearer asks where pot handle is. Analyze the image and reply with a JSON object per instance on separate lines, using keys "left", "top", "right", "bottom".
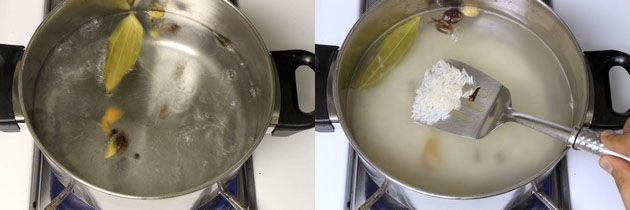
{"left": 270, "top": 50, "right": 315, "bottom": 137}
{"left": 584, "top": 50, "right": 630, "bottom": 129}
{"left": 0, "top": 44, "right": 24, "bottom": 132}
{"left": 315, "top": 44, "right": 338, "bottom": 132}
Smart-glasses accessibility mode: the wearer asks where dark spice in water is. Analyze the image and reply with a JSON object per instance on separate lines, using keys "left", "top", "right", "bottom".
{"left": 432, "top": 8, "right": 464, "bottom": 34}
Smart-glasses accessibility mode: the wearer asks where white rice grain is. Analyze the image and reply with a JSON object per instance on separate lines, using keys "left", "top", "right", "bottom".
{"left": 411, "top": 59, "right": 474, "bottom": 125}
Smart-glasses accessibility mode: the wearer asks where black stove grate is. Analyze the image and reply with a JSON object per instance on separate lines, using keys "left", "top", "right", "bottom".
{"left": 350, "top": 153, "right": 570, "bottom": 210}
{"left": 48, "top": 171, "right": 240, "bottom": 210}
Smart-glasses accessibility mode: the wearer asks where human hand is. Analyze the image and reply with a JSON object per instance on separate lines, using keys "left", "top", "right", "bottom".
{"left": 600, "top": 118, "right": 630, "bottom": 209}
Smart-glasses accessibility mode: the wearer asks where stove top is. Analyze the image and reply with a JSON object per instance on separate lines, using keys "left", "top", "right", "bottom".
{"left": 28, "top": 150, "right": 258, "bottom": 210}
{"left": 349, "top": 153, "right": 572, "bottom": 210}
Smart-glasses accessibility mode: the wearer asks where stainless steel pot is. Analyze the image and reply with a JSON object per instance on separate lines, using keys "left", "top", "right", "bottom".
{"left": 329, "top": 0, "right": 630, "bottom": 209}
{"left": 0, "top": 0, "right": 314, "bottom": 209}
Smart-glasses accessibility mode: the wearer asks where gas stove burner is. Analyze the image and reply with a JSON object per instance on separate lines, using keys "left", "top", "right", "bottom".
{"left": 362, "top": 176, "right": 410, "bottom": 210}
{"left": 48, "top": 173, "right": 239, "bottom": 210}
{"left": 30, "top": 151, "right": 257, "bottom": 210}
{"left": 359, "top": 177, "right": 561, "bottom": 210}
{"left": 350, "top": 153, "right": 571, "bottom": 210}
{"left": 49, "top": 175, "right": 95, "bottom": 210}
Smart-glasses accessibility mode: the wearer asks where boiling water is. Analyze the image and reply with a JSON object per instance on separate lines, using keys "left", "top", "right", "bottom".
{"left": 31, "top": 12, "right": 259, "bottom": 196}
{"left": 348, "top": 9, "right": 573, "bottom": 196}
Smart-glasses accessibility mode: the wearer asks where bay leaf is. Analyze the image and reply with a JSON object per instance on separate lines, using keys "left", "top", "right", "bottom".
{"left": 104, "top": 13, "right": 144, "bottom": 95}
{"left": 353, "top": 16, "right": 420, "bottom": 89}
{"left": 109, "top": 0, "right": 131, "bottom": 10}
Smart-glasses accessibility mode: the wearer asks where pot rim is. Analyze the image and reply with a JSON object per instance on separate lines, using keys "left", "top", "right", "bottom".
{"left": 19, "top": 0, "right": 276, "bottom": 200}
{"left": 332, "top": 0, "right": 588, "bottom": 200}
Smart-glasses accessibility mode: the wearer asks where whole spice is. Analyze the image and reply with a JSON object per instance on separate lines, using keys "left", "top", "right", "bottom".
{"left": 434, "top": 19, "right": 454, "bottom": 34}
{"left": 104, "top": 131, "right": 129, "bottom": 159}
{"left": 442, "top": 8, "right": 463, "bottom": 24}
{"left": 421, "top": 134, "right": 441, "bottom": 169}
{"left": 460, "top": 1, "right": 480, "bottom": 17}
{"left": 432, "top": 8, "right": 463, "bottom": 35}
{"left": 160, "top": 22, "right": 180, "bottom": 33}
{"left": 147, "top": 3, "right": 165, "bottom": 20}
{"left": 100, "top": 106, "right": 123, "bottom": 136}
{"left": 468, "top": 87, "right": 481, "bottom": 102}
{"left": 461, "top": 6, "right": 479, "bottom": 17}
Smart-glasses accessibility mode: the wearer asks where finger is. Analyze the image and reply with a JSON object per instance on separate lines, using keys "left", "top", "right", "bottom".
{"left": 600, "top": 155, "right": 630, "bottom": 209}
{"left": 601, "top": 131, "right": 630, "bottom": 155}
{"left": 624, "top": 118, "right": 630, "bottom": 133}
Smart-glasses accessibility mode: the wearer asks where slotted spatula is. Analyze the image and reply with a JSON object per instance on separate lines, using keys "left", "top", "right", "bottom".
{"left": 427, "top": 59, "right": 630, "bottom": 161}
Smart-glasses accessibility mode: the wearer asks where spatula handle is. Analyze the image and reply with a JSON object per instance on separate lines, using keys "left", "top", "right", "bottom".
{"left": 572, "top": 128, "right": 630, "bottom": 162}
{"left": 510, "top": 111, "right": 573, "bottom": 141}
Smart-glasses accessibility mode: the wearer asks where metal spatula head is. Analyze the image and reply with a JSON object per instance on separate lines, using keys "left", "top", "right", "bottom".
{"left": 422, "top": 60, "right": 630, "bottom": 163}
{"left": 429, "top": 59, "right": 512, "bottom": 139}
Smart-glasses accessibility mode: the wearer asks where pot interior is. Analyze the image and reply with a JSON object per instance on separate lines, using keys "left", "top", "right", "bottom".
{"left": 20, "top": 0, "right": 274, "bottom": 197}
{"left": 336, "top": 0, "right": 589, "bottom": 198}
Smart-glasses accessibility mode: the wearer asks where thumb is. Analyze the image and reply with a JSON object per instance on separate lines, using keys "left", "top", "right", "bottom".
{"left": 601, "top": 130, "right": 630, "bottom": 155}
{"left": 600, "top": 155, "right": 630, "bottom": 209}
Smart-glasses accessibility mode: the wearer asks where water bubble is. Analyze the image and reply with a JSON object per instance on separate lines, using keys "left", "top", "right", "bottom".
{"left": 225, "top": 69, "right": 237, "bottom": 80}
{"left": 249, "top": 87, "right": 258, "bottom": 98}
{"left": 450, "top": 27, "right": 464, "bottom": 43}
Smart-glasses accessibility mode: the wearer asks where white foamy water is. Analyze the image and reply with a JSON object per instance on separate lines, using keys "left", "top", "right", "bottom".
{"left": 348, "top": 9, "right": 572, "bottom": 196}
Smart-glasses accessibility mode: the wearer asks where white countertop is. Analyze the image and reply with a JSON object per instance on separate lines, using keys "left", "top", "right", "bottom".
{"left": 554, "top": 0, "right": 630, "bottom": 210}
{"left": 0, "top": 1, "right": 44, "bottom": 209}
{"left": 314, "top": 1, "right": 359, "bottom": 210}
{"left": 0, "top": 0, "right": 315, "bottom": 209}
{"left": 239, "top": 0, "right": 315, "bottom": 209}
